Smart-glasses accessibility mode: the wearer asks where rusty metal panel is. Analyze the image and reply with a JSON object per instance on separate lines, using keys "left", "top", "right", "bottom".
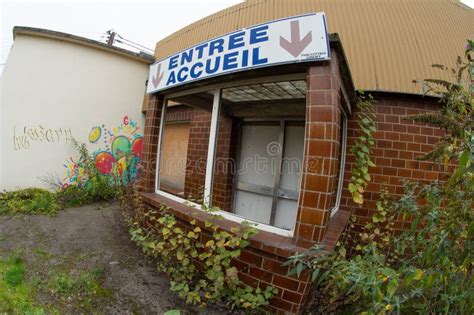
{"left": 153, "top": 0, "right": 474, "bottom": 95}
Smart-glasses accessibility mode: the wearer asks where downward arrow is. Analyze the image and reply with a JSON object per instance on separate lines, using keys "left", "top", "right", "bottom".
{"left": 152, "top": 64, "right": 164, "bottom": 88}
{"left": 280, "top": 20, "right": 312, "bottom": 58}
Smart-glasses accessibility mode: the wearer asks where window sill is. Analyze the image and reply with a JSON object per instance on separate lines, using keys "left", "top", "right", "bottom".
{"left": 140, "top": 192, "right": 351, "bottom": 258}
{"left": 140, "top": 192, "right": 307, "bottom": 258}
{"left": 322, "top": 208, "right": 351, "bottom": 250}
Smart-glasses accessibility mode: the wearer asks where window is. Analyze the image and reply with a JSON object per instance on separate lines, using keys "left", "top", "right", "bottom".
{"left": 229, "top": 120, "right": 304, "bottom": 230}
{"left": 159, "top": 121, "right": 190, "bottom": 195}
{"left": 157, "top": 101, "right": 212, "bottom": 204}
{"left": 155, "top": 78, "right": 341, "bottom": 236}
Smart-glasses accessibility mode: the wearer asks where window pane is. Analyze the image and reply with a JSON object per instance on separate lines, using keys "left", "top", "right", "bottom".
{"left": 211, "top": 115, "right": 305, "bottom": 231}
{"left": 158, "top": 98, "right": 212, "bottom": 204}
{"left": 211, "top": 79, "right": 307, "bottom": 231}
{"left": 159, "top": 122, "right": 190, "bottom": 194}
{"left": 274, "top": 123, "right": 305, "bottom": 230}
{"left": 233, "top": 123, "right": 280, "bottom": 225}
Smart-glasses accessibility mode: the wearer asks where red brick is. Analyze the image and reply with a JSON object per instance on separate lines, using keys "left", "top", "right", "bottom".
{"left": 273, "top": 275, "right": 300, "bottom": 291}
{"left": 305, "top": 174, "right": 329, "bottom": 192}
{"left": 249, "top": 267, "right": 274, "bottom": 282}
{"left": 300, "top": 208, "right": 326, "bottom": 226}
{"left": 262, "top": 258, "right": 289, "bottom": 275}
{"left": 282, "top": 290, "right": 303, "bottom": 304}
{"left": 269, "top": 297, "right": 294, "bottom": 312}
{"left": 239, "top": 250, "right": 263, "bottom": 267}
{"left": 308, "top": 74, "right": 332, "bottom": 90}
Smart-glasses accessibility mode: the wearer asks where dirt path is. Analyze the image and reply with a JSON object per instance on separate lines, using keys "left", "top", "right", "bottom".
{"left": 0, "top": 204, "right": 218, "bottom": 314}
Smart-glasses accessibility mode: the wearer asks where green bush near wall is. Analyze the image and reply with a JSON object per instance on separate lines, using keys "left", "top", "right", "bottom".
{"left": 286, "top": 41, "right": 474, "bottom": 314}
{"left": 0, "top": 188, "right": 61, "bottom": 215}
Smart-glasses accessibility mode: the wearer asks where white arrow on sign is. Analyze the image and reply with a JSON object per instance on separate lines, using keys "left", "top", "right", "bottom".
{"left": 152, "top": 64, "right": 164, "bottom": 88}
{"left": 280, "top": 20, "right": 313, "bottom": 58}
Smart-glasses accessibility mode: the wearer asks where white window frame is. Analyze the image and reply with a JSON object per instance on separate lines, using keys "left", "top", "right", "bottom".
{"left": 155, "top": 89, "right": 294, "bottom": 237}
{"left": 330, "top": 107, "right": 348, "bottom": 217}
{"left": 154, "top": 81, "right": 349, "bottom": 237}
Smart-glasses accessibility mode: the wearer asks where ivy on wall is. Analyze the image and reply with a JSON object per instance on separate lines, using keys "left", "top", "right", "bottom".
{"left": 348, "top": 91, "right": 377, "bottom": 204}
{"left": 122, "top": 191, "right": 277, "bottom": 311}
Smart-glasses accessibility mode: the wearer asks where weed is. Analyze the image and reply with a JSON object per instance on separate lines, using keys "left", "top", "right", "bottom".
{"left": 0, "top": 188, "right": 61, "bottom": 215}
{"left": 4, "top": 256, "right": 26, "bottom": 287}
{"left": 0, "top": 254, "right": 45, "bottom": 314}
{"left": 48, "top": 267, "right": 110, "bottom": 310}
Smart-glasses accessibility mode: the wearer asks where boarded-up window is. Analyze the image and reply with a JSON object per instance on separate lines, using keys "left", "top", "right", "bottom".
{"left": 159, "top": 122, "right": 190, "bottom": 196}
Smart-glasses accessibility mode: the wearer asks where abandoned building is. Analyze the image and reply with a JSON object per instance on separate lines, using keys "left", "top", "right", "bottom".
{"left": 138, "top": 0, "right": 473, "bottom": 313}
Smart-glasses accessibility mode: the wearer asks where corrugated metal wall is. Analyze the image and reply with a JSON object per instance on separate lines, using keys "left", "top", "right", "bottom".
{"left": 154, "top": 0, "right": 473, "bottom": 95}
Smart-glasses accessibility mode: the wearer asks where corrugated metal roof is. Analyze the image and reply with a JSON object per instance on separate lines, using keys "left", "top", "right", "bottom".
{"left": 154, "top": 0, "right": 473, "bottom": 95}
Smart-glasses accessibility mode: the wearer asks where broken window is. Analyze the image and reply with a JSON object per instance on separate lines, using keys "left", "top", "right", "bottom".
{"left": 156, "top": 79, "right": 310, "bottom": 235}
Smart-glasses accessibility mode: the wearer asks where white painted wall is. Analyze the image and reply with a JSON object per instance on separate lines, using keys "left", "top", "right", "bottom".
{"left": 0, "top": 34, "right": 148, "bottom": 190}
{"left": 0, "top": 75, "right": 3, "bottom": 189}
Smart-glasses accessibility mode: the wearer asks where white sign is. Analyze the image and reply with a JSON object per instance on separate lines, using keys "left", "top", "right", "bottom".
{"left": 147, "top": 12, "right": 330, "bottom": 94}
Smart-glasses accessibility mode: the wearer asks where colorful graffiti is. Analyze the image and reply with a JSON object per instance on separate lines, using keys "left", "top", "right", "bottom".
{"left": 63, "top": 156, "right": 87, "bottom": 187}
{"left": 13, "top": 125, "right": 73, "bottom": 150}
{"left": 62, "top": 115, "right": 143, "bottom": 187}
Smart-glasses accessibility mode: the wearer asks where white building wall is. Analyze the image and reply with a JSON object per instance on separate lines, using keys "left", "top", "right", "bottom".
{"left": 0, "top": 75, "right": 3, "bottom": 189}
{"left": 0, "top": 35, "right": 148, "bottom": 190}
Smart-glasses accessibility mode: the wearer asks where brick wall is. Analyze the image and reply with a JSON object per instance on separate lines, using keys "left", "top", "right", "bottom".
{"left": 162, "top": 105, "right": 238, "bottom": 209}
{"left": 166, "top": 105, "right": 195, "bottom": 122}
{"left": 139, "top": 95, "right": 163, "bottom": 193}
{"left": 141, "top": 192, "right": 313, "bottom": 314}
{"left": 340, "top": 93, "right": 446, "bottom": 233}
{"left": 211, "top": 114, "right": 237, "bottom": 211}
{"left": 294, "top": 56, "right": 345, "bottom": 248}
{"left": 183, "top": 110, "right": 211, "bottom": 200}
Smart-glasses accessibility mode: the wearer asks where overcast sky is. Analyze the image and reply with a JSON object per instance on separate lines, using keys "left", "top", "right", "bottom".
{"left": 1, "top": 0, "right": 473, "bottom": 73}
{"left": 0, "top": 0, "right": 243, "bottom": 72}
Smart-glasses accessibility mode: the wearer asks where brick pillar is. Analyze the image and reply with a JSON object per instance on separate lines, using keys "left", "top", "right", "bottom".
{"left": 184, "top": 109, "right": 212, "bottom": 200}
{"left": 139, "top": 94, "right": 164, "bottom": 193}
{"left": 295, "top": 56, "right": 343, "bottom": 246}
{"left": 211, "top": 114, "right": 237, "bottom": 211}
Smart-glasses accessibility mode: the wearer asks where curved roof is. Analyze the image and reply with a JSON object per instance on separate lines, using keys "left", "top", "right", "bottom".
{"left": 14, "top": 26, "right": 154, "bottom": 64}
{"left": 154, "top": 0, "right": 473, "bottom": 95}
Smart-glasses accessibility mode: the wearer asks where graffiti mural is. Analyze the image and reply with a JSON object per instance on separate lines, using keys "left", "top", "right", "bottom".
{"left": 13, "top": 125, "right": 73, "bottom": 150}
{"left": 62, "top": 115, "right": 143, "bottom": 187}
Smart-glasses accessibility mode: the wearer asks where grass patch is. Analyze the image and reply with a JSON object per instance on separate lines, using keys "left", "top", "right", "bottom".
{"left": 0, "top": 188, "right": 61, "bottom": 215}
{"left": 48, "top": 267, "right": 110, "bottom": 309}
{"left": 0, "top": 251, "right": 111, "bottom": 314}
{"left": 0, "top": 254, "right": 45, "bottom": 314}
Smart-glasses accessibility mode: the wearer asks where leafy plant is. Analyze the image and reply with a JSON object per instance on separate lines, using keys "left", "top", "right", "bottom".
{"left": 122, "top": 189, "right": 277, "bottom": 311}
{"left": 0, "top": 188, "right": 61, "bottom": 215}
{"left": 286, "top": 41, "right": 474, "bottom": 314}
{"left": 56, "top": 140, "right": 121, "bottom": 207}
{"left": 348, "top": 91, "right": 377, "bottom": 204}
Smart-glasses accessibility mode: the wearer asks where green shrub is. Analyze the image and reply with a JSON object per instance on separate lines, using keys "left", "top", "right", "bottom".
{"left": 56, "top": 176, "right": 118, "bottom": 208}
{"left": 54, "top": 139, "right": 123, "bottom": 208}
{"left": 286, "top": 41, "right": 474, "bottom": 314}
{"left": 0, "top": 188, "right": 61, "bottom": 215}
{"left": 122, "top": 189, "right": 277, "bottom": 311}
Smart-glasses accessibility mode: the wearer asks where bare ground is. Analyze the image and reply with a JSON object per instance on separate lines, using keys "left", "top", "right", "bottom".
{"left": 0, "top": 204, "right": 221, "bottom": 314}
